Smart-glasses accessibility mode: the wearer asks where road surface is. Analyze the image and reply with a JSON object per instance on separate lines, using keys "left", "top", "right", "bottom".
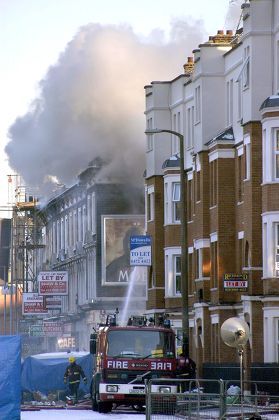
{"left": 21, "top": 408, "right": 145, "bottom": 419}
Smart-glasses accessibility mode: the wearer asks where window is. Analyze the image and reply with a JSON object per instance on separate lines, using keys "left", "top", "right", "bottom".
{"left": 172, "top": 114, "right": 179, "bottom": 154}
{"left": 78, "top": 208, "right": 82, "bottom": 242}
{"left": 187, "top": 179, "right": 193, "bottom": 220}
{"left": 146, "top": 117, "right": 153, "bottom": 151}
{"left": 92, "top": 192, "right": 96, "bottom": 234}
{"left": 188, "top": 251, "right": 193, "bottom": 294}
{"left": 275, "top": 224, "right": 279, "bottom": 277}
{"left": 165, "top": 247, "right": 181, "bottom": 297}
{"left": 146, "top": 188, "right": 155, "bottom": 221}
{"left": 195, "top": 86, "right": 201, "bottom": 123}
{"left": 57, "top": 220, "right": 60, "bottom": 250}
{"left": 226, "top": 79, "right": 233, "bottom": 126}
{"left": 244, "top": 141, "right": 251, "bottom": 180}
{"left": 238, "top": 154, "right": 244, "bottom": 202}
{"left": 237, "top": 79, "right": 242, "bottom": 121}
{"left": 164, "top": 183, "right": 168, "bottom": 224}
{"left": 196, "top": 171, "right": 201, "bottom": 202}
{"left": 69, "top": 213, "right": 73, "bottom": 246}
{"left": 172, "top": 182, "right": 181, "bottom": 223}
{"left": 210, "top": 161, "right": 217, "bottom": 207}
{"left": 243, "top": 47, "right": 250, "bottom": 89}
{"left": 165, "top": 177, "right": 180, "bottom": 224}
{"left": 53, "top": 222, "right": 57, "bottom": 253}
{"left": 174, "top": 255, "right": 181, "bottom": 295}
{"left": 87, "top": 195, "right": 92, "bottom": 231}
{"left": 187, "top": 108, "right": 192, "bottom": 148}
{"left": 195, "top": 248, "right": 202, "bottom": 279}
{"left": 275, "top": 131, "right": 279, "bottom": 180}
{"left": 210, "top": 241, "right": 218, "bottom": 288}
{"left": 65, "top": 215, "right": 68, "bottom": 250}
{"left": 73, "top": 210, "right": 77, "bottom": 244}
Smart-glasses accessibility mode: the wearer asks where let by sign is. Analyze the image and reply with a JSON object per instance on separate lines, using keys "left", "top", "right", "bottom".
{"left": 38, "top": 271, "right": 68, "bottom": 296}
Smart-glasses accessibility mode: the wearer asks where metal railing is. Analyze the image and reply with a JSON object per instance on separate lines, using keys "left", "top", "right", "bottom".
{"left": 145, "top": 378, "right": 279, "bottom": 419}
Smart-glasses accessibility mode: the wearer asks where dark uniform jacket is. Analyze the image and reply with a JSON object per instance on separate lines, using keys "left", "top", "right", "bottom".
{"left": 64, "top": 362, "right": 86, "bottom": 384}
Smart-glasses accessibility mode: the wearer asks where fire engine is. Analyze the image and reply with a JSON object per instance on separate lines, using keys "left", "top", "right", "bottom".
{"left": 90, "top": 312, "right": 181, "bottom": 413}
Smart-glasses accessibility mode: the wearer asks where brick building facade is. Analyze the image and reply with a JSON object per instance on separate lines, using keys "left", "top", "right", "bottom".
{"left": 144, "top": 0, "right": 279, "bottom": 377}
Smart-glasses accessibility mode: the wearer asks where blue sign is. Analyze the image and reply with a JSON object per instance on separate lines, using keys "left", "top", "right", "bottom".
{"left": 130, "top": 235, "right": 152, "bottom": 266}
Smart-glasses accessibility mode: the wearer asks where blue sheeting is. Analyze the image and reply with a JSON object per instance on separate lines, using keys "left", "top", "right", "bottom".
{"left": 21, "top": 351, "right": 93, "bottom": 395}
{"left": 0, "top": 335, "right": 21, "bottom": 420}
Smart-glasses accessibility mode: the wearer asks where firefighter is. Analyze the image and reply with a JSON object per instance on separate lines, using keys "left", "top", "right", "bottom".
{"left": 177, "top": 353, "right": 196, "bottom": 392}
{"left": 64, "top": 356, "right": 87, "bottom": 403}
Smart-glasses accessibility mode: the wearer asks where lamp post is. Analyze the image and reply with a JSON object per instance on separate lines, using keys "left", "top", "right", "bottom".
{"left": 145, "top": 128, "right": 189, "bottom": 358}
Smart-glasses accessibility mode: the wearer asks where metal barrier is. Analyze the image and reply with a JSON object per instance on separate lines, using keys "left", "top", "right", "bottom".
{"left": 145, "top": 378, "right": 279, "bottom": 419}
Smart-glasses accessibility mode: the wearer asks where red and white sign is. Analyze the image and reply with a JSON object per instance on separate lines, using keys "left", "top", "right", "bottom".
{"left": 38, "top": 271, "right": 68, "bottom": 296}
{"left": 43, "top": 296, "right": 62, "bottom": 309}
{"left": 43, "top": 321, "right": 63, "bottom": 337}
{"left": 22, "top": 293, "right": 48, "bottom": 316}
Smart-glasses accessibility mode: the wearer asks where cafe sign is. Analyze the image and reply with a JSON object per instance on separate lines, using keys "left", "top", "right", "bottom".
{"left": 223, "top": 273, "right": 248, "bottom": 291}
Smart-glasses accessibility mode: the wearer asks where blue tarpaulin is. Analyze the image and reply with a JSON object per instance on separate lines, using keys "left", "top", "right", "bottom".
{"left": 21, "top": 351, "right": 93, "bottom": 395}
{"left": 0, "top": 335, "right": 21, "bottom": 420}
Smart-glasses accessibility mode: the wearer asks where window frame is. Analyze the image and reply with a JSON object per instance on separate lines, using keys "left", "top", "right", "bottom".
{"left": 172, "top": 182, "right": 181, "bottom": 223}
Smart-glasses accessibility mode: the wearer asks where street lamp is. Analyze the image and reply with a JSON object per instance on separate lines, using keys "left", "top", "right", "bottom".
{"left": 145, "top": 128, "right": 189, "bottom": 358}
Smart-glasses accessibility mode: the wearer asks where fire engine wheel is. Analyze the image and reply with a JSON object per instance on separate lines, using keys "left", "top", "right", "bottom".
{"left": 98, "top": 401, "right": 113, "bottom": 413}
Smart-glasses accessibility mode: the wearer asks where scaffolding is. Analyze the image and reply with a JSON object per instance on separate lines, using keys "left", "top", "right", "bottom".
{"left": 8, "top": 175, "right": 46, "bottom": 334}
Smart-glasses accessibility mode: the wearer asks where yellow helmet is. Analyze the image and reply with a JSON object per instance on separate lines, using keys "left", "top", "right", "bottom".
{"left": 69, "top": 356, "right": 76, "bottom": 363}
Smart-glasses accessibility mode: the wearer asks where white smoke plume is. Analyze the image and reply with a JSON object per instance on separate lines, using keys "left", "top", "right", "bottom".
{"left": 225, "top": 0, "right": 243, "bottom": 31}
{"left": 6, "top": 6, "right": 241, "bottom": 197}
{"left": 5, "top": 20, "right": 205, "bottom": 196}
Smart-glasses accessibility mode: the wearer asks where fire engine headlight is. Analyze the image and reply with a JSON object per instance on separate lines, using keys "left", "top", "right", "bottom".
{"left": 106, "top": 385, "right": 119, "bottom": 393}
{"left": 159, "top": 386, "right": 171, "bottom": 393}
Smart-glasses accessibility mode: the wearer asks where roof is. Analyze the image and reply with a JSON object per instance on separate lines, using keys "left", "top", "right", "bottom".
{"left": 162, "top": 153, "right": 180, "bottom": 169}
{"left": 206, "top": 127, "right": 234, "bottom": 146}
{"left": 260, "top": 95, "right": 279, "bottom": 111}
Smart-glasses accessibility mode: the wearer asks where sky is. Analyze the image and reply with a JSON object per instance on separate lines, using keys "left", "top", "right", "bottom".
{"left": 0, "top": 0, "right": 243, "bottom": 212}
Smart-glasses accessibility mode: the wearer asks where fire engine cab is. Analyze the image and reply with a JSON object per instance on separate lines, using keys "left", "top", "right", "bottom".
{"left": 90, "top": 313, "right": 179, "bottom": 413}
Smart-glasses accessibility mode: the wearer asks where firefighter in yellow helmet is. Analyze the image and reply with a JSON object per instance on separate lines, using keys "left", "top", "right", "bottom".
{"left": 64, "top": 356, "right": 87, "bottom": 404}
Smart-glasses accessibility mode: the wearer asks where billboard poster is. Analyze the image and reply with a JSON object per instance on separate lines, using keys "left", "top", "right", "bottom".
{"left": 130, "top": 235, "right": 152, "bottom": 266}
{"left": 38, "top": 271, "right": 68, "bottom": 296}
{"left": 102, "top": 215, "right": 145, "bottom": 284}
{"left": 22, "top": 293, "right": 48, "bottom": 316}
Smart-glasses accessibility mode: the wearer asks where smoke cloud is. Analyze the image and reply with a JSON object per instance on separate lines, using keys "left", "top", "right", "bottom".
{"left": 225, "top": 0, "right": 243, "bottom": 31}
{"left": 6, "top": 6, "right": 242, "bottom": 197}
{"left": 5, "top": 20, "right": 205, "bottom": 196}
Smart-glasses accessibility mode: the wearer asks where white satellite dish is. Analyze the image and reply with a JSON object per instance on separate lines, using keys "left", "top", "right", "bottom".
{"left": 221, "top": 317, "right": 250, "bottom": 349}
{"left": 221, "top": 317, "right": 250, "bottom": 420}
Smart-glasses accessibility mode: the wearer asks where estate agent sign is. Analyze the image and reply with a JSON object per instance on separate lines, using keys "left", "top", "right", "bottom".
{"left": 223, "top": 273, "right": 248, "bottom": 291}
{"left": 38, "top": 271, "right": 68, "bottom": 296}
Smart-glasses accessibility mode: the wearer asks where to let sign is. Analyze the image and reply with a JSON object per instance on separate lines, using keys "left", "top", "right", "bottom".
{"left": 38, "top": 271, "right": 68, "bottom": 296}
{"left": 130, "top": 235, "right": 152, "bottom": 266}
{"left": 223, "top": 273, "right": 248, "bottom": 291}
{"left": 22, "top": 293, "right": 48, "bottom": 316}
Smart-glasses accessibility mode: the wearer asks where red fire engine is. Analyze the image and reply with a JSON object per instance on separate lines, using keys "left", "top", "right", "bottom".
{"left": 90, "top": 313, "right": 180, "bottom": 413}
